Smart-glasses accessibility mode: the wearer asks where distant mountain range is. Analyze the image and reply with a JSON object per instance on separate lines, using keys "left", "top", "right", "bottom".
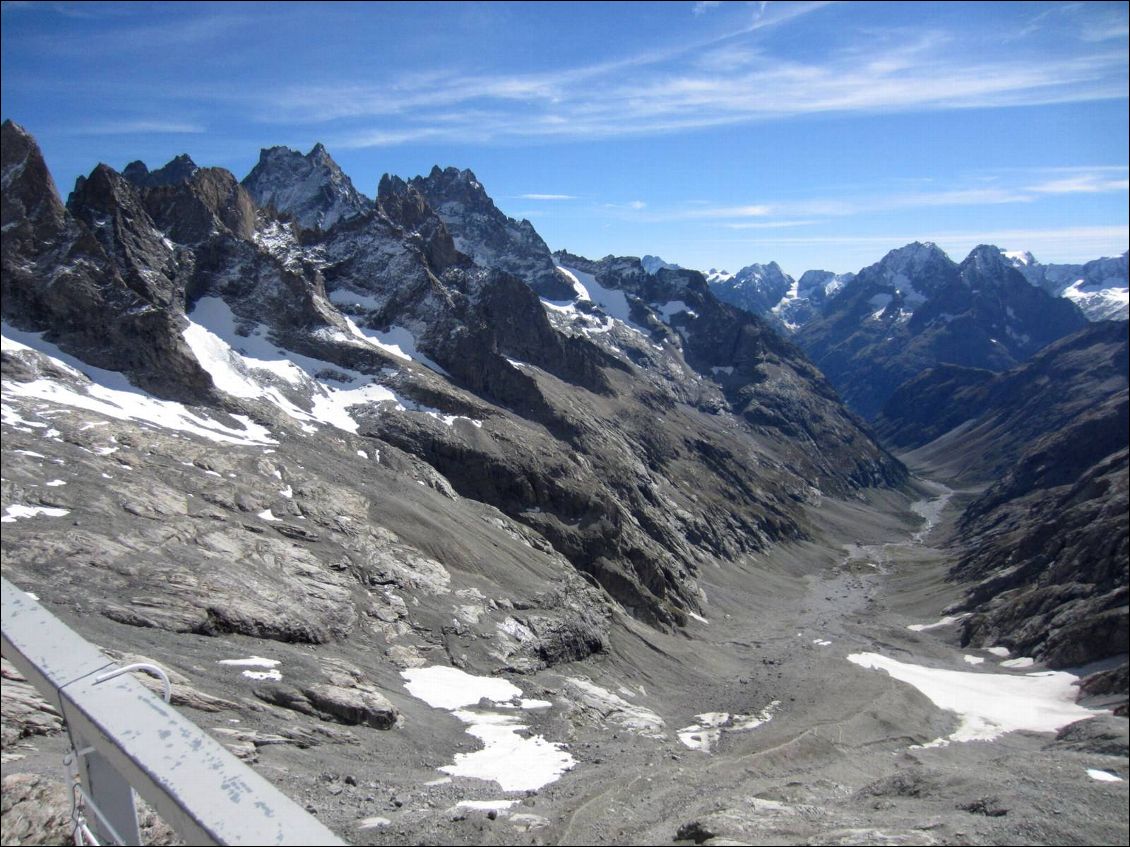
{"left": 676, "top": 244, "right": 1124, "bottom": 420}
{"left": 701, "top": 248, "right": 1128, "bottom": 326}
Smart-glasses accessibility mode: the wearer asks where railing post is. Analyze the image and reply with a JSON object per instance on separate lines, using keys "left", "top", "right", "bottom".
{"left": 68, "top": 737, "right": 143, "bottom": 845}
{"left": 1, "top": 577, "right": 345, "bottom": 846}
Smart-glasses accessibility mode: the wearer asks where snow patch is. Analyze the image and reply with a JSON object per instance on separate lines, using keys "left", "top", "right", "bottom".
{"left": 847, "top": 652, "right": 1101, "bottom": 745}
{"left": 1087, "top": 769, "right": 1123, "bottom": 783}
{"left": 184, "top": 298, "right": 475, "bottom": 434}
{"left": 3, "top": 323, "right": 275, "bottom": 446}
{"left": 654, "top": 300, "right": 697, "bottom": 322}
{"left": 564, "top": 677, "right": 666, "bottom": 738}
{"left": 1, "top": 504, "right": 70, "bottom": 523}
{"left": 242, "top": 669, "right": 282, "bottom": 682}
{"left": 907, "top": 614, "right": 967, "bottom": 632}
{"left": 218, "top": 656, "right": 280, "bottom": 668}
{"left": 401, "top": 666, "right": 574, "bottom": 792}
{"left": 356, "top": 817, "right": 391, "bottom": 829}
{"left": 677, "top": 701, "right": 779, "bottom": 753}
{"left": 557, "top": 266, "right": 648, "bottom": 334}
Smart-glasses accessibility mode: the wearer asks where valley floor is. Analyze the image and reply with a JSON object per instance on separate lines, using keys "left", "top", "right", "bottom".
{"left": 3, "top": 469, "right": 1127, "bottom": 846}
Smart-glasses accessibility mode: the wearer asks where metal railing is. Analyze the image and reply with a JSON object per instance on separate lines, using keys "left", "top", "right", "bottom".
{"left": 1, "top": 576, "right": 344, "bottom": 846}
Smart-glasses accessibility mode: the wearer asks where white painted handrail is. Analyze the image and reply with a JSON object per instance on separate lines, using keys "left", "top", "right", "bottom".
{"left": 1, "top": 577, "right": 344, "bottom": 846}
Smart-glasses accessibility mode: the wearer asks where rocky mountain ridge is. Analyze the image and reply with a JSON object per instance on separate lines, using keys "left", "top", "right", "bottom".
{"left": 242, "top": 143, "right": 371, "bottom": 232}
{"left": 2, "top": 120, "right": 901, "bottom": 635}
{"left": 401, "top": 165, "right": 574, "bottom": 300}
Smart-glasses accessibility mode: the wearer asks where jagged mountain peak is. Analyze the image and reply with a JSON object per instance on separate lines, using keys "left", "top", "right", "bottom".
{"left": 374, "top": 172, "right": 463, "bottom": 272}
{"left": 242, "top": 142, "right": 369, "bottom": 232}
{"left": 706, "top": 259, "right": 795, "bottom": 324}
{"left": 122, "top": 153, "right": 199, "bottom": 188}
{"left": 408, "top": 165, "right": 573, "bottom": 299}
{"left": 734, "top": 260, "right": 790, "bottom": 283}
{"left": 413, "top": 165, "right": 495, "bottom": 212}
{"left": 427, "top": 164, "right": 482, "bottom": 187}
{"left": 1, "top": 119, "right": 67, "bottom": 233}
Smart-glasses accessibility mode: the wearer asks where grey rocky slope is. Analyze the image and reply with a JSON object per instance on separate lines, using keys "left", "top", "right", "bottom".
{"left": 4, "top": 120, "right": 1127, "bottom": 846}
{"left": 877, "top": 321, "right": 1129, "bottom": 709}
{"left": 795, "top": 242, "right": 1089, "bottom": 418}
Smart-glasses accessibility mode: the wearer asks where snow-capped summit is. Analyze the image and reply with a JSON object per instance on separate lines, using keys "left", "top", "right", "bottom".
{"left": 1005, "top": 249, "right": 1128, "bottom": 322}
{"left": 641, "top": 255, "right": 679, "bottom": 275}
{"left": 875, "top": 241, "right": 951, "bottom": 282}
{"left": 707, "top": 261, "right": 795, "bottom": 318}
{"left": 241, "top": 143, "right": 370, "bottom": 232}
{"left": 964, "top": 243, "right": 1018, "bottom": 279}
{"left": 1003, "top": 249, "right": 1037, "bottom": 267}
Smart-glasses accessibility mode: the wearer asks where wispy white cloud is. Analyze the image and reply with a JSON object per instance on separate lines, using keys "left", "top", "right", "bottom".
{"left": 1027, "top": 173, "right": 1130, "bottom": 194}
{"left": 680, "top": 203, "right": 774, "bottom": 219}
{"left": 0, "top": 1, "right": 120, "bottom": 18}
{"left": 269, "top": 7, "right": 1125, "bottom": 149}
{"left": 603, "top": 200, "right": 648, "bottom": 211}
{"left": 721, "top": 219, "right": 819, "bottom": 230}
{"left": 519, "top": 193, "right": 576, "bottom": 201}
{"left": 627, "top": 171, "right": 1129, "bottom": 226}
{"left": 618, "top": 185, "right": 1038, "bottom": 225}
{"left": 72, "top": 120, "right": 206, "bottom": 135}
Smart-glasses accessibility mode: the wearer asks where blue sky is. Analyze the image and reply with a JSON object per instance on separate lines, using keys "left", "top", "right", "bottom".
{"left": 3, "top": 1, "right": 1127, "bottom": 276}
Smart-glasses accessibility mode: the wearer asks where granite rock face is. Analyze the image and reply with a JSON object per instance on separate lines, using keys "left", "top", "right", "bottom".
{"left": 241, "top": 143, "right": 370, "bottom": 232}
{"left": 405, "top": 165, "right": 575, "bottom": 299}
